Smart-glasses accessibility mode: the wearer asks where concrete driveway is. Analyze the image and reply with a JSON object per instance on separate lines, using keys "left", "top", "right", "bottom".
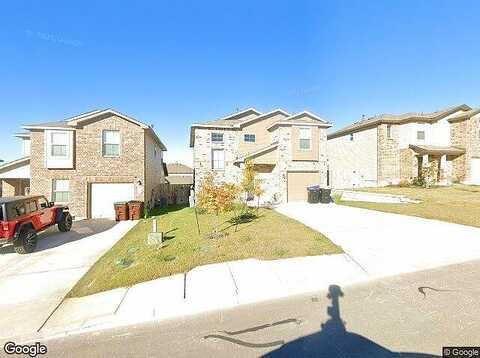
{"left": 277, "top": 203, "right": 480, "bottom": 278}
{"left": 0, "top": 219, "right": 137, "bottom": 340}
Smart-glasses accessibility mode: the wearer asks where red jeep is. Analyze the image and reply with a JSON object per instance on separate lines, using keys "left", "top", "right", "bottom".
{"left": 0, "top": 195, "right": 72, "bottom": 254}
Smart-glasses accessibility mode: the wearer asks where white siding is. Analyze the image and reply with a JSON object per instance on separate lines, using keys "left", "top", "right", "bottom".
{"left": 327, "top": 127, "right": 378, "bottom": 188}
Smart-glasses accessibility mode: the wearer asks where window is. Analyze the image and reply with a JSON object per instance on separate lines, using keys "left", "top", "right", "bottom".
{"left": 244, "top": 134, "right": 256, "bottom": 143}
{"left": 102, "top": 130, "right": 120, "bottom": 157}
{"left": 51, "top": 132, "right": 69, "bottom": 157}
{"left": 349, "top": 133, "right": 354, "bottom": 142}
{"left": 299, "top": 128, "right": 311, "bottom": 150}
{"left": 211, "top": 132, "right": 224, "bottom": 143}
{"left": 38, "top": 197, "right": 49, "bottom": 209}
{"left": 25, "top": 200, "right": 37, "bottom": 214}
{"left": 387, "top": 125, "right": 392, "bottom": 139}
{"left": 417, "top": 131, "right": 425, "bottom": 141}
{"left": 212, "top": 149, "right": 225, "bottom": 170}
{"left": 6, "top": 202, "right": 26, "bottom": 219}
{"left": 53, "top": 179, "right": 70, "bottom": 202}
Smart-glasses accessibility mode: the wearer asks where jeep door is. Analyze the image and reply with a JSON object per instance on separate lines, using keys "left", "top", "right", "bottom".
{"left": 37, "top": 197, "right": 54, "bottom": 227}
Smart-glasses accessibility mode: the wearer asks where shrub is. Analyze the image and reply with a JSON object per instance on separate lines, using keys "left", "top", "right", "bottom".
{"left": 197, "top": 173, "right": 238, "bottom": 234}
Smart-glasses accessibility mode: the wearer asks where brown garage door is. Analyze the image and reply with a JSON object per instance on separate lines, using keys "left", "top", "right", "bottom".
{"left": 287, "top": 172, "right": 320, "bottom": 202}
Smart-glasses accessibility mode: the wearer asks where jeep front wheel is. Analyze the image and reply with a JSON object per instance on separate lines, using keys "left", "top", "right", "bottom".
{"left": 58, "top": 212, "right": 73, "bottom": 232}
{"left": 14, "top": 227, "right": 38, "bottom": 254}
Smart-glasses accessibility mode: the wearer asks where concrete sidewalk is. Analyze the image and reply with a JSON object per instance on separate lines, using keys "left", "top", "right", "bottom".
{"left": 0, "top": 220, "right": 138, "bottom": 341}
{"left": 32, "top": 254, "right": 368, "bottom": 340}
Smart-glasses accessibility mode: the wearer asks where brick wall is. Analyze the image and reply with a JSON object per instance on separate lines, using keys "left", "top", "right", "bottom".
{"left": 29, "top": 115, "right": 147, "bottom": 218}
{"left": 144, "top": 132, "right": 166, "bottom": 209}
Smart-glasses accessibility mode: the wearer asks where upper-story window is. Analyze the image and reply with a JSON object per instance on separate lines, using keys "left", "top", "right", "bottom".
{"left": 244, "top": 134, "right": 256, "bottom": 143}
{"left": 102, "top": 130, "right": 120, "bottom": 157}
{"left": 211, "top": 132, "right": 224, "bottom": 143}
{"left": 212, "top": 149, "right": 225, "bottom": 170}
{"left": 51, "top": 132, "right": 69, "bottom": 157}
{"left": 387, "top": 125, "right": 392, "bottom": 139}
{"left": 299, "top": 128, "right": 312, "bottom": 150}
{"left": 45, "top": 130, "right": 73, "bottom": 169}
{"left": 417, "top": 130, "right": 425, "bottom": 141}
{"left": 22, "top": 139, "right": 31, "bottom": 157}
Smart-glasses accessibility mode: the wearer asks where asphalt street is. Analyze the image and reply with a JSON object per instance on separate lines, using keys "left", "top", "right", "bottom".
{"left": 21, "top": 259, "right": 480, "bottom": 358}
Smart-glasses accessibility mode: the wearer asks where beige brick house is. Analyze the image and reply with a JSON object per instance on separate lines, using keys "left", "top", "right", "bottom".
{"left": 190, "top": 108, "right": 331, "bottom": 204}
{"left": 14, "top": 109, "right": 167, "bottom": 219}
{"left": 328, "top": 104, "right": 480, "bottom": 188}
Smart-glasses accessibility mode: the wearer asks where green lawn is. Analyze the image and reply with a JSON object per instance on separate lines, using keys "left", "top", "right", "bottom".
{"left": 69, "top": 205, "right": 342, "bottom": 297}
{"left": 338, "top": 184, "right": 480, "bottom": 228}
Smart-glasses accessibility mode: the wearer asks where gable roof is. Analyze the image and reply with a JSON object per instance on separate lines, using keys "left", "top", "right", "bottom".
{"left": 191, "top": 108, "right": 263, "bottom": 128}
{"left": 22, "top": 109, "right": 167, "bottom": 150}
{"left": 234, "top": 142, "right": 279, "bottom": 164}
{"left": 189, "top": 108, "right": 289, "bottom": 146}
{"left": 447, "top": 107, "right": 480, "bottom": 122}
{"left": 328, "top": 104, "right": 471, "bottom": 139}
{"left": 266, "top": 111, "right": 332, "bottom": 131}
{"left": 167, "top": 163, "right": 193, "bottom": 174}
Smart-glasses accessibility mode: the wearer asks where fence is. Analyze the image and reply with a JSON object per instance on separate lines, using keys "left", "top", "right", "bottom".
{"left": 157, "top": 183, "right": 192, "bottom": 205}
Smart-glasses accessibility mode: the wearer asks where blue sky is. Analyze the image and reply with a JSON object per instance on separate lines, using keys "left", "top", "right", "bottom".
{"left": 1, "top": 0, "right": 479, "bottom": 164}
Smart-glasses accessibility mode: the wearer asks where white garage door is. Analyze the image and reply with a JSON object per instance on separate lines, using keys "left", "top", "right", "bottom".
{"left": 471, "top": 158, "right": 480, "bottom": 184}
{"left": 91, "top": 183, "right": 135, "bottom": 219}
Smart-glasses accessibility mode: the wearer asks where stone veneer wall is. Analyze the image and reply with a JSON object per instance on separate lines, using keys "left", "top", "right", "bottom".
{"left": 193, "top": 124, "right": 329, "bottom": 204}
{"left": 277, "top": 126, "right": 328, "bottom": 203}
{"left": 192, "top": 128, "right": 242, "bottom": 194}
{"left": 450, "top": 120, "right": 467, "bottom": 181}
{"left": 29, "top": 115, "right": 146, "bottom": 219}
{"left": 399, "top": 148, "right": 418, "bottom": 182}
{"left": 465, "top": 114, "right": 480, "bottom": 181}
{"left": 377, "top": 124, "right": 401, "bottom": 185}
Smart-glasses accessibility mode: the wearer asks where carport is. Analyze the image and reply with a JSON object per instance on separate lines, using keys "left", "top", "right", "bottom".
{"left": 0, "top": 157, "right": 30, "bottom": 197}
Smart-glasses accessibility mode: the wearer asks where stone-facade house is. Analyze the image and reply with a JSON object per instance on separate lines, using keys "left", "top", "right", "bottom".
{"left": 327, "top": 104, "right": 480, "bottom": 188}
{"left": 11, "top": 109, "right": 168, "bottom": 219}
{"left": 190, "top": 108, "right": 331, "bottom": 204}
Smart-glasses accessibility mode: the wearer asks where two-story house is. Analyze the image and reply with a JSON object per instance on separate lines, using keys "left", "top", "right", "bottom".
{"left": 190, "top": 108, "right": 331, "bottom": 204}
{"left": 327, "top": 104, "right": 480, "bottom": 188}
{"left": 12, "top": 109, "right": 167, "bottom": 219}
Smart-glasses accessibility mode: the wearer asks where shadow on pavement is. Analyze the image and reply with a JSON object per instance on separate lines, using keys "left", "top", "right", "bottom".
{"left": 263, "top": 285, "right": 440, "bottom": 358}
{"left": 0, "top": 219, "right": 116, "bottom": 255}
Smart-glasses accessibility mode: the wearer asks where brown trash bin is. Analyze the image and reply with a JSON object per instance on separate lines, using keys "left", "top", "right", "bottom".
{"left": 128, "top": 201, "right": 144, "bottom": 220}
{"left": 114, "top": 202, "right": 129, "bottom": 221}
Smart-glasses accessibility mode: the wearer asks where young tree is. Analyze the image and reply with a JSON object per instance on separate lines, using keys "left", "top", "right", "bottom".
{"left": 240, "top": 160, "right": 264, "bottom": 211}
{"left": 197, "top": 173, "right": 238, "bottom": 235}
